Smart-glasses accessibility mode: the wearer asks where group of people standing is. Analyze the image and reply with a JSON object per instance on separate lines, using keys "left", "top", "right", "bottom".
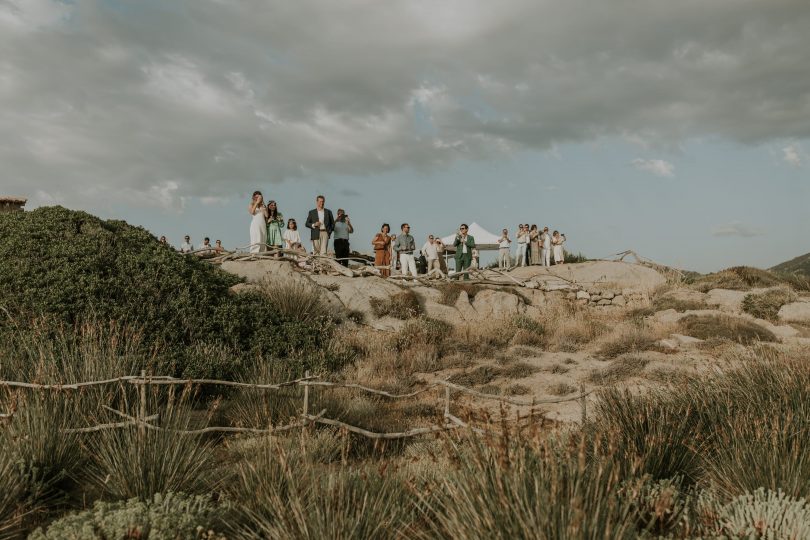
{"left": 247, "top": 192, "right": 567, "bottom": 277}
{"left": 497, "top": 225, "right": 566, "bottom": 269}
{"left": 249, "top": 192, "right": 355, "bottom": 266}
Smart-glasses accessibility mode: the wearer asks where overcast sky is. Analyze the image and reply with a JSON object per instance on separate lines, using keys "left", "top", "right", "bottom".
{"left": 1, "top": 0, "right": 808, "bottom": 271}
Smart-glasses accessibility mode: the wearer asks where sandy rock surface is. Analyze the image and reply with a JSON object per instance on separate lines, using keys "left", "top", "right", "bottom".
{"left": 508, "top": 261, "right": 667, "bottom": 293}
{"left": 778, "top": 301, "right": 810, "bottom": 323}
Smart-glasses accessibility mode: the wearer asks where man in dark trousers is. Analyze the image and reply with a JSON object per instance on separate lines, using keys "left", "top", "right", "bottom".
{"left": 453, "top": 223, "right": 475, "bottom": 280}
{"left": 304, "top": 194, "right": 335, "bottom": 255}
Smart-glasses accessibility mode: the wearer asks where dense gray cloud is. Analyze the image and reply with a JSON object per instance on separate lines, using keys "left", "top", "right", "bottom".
{"left": 1, "top": 0, "right": 809, "bottom": 207}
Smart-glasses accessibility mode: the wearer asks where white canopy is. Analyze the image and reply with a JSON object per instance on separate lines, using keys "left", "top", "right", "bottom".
{"left": 440, "top": 222, "right": 503, "bottom": 251}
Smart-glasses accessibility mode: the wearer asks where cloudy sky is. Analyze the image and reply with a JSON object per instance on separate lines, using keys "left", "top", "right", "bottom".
{"left": 1, "top": 0, "right": 808, "bottom": 271}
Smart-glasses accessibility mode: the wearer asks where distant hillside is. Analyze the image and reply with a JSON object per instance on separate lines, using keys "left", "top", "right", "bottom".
{"left": 771, "top": 252, "right": 810, "bottom": 276}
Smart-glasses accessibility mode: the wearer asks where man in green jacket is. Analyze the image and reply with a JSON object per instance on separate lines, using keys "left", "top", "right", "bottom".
{"left": 453, "top": 224, "right": 475, "bottom": 280}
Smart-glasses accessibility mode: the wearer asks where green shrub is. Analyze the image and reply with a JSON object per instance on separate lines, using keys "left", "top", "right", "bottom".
{"left": 677, "top": 314, "right": 776, "bottom": 344}
{"left": 29, "top": 492, "right": 227, "bottom": 540}
{"left": 0, "top": 206, "right": 342, "bottom": 379}
{"left": 741, "top": 287, "right": 797, "bottom": 321}
{"left": 369, "top": 290, "right": 422, "bottom": 319}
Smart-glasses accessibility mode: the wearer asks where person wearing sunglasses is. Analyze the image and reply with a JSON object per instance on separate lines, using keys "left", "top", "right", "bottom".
{"left": 453, "top": 224, "right": 475, "bottom": 280}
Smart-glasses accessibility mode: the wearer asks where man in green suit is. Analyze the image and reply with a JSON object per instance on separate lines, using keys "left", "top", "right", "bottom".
{"left": 453, "top": 224, "right": 475, "bottom": 280}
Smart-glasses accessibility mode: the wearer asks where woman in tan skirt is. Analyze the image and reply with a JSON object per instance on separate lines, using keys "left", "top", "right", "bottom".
{"left": 529, "top": 224, "right": 541, "bottom": 265}
{"left": 372, "top": 223, "right": 393, "bottom": 277}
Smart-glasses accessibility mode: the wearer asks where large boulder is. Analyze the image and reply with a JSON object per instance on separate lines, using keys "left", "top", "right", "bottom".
{"left": 705, "top": 289, "right": 748, "bottom": 313}
{"left": 508, "top": 261, "right": 667, "bottom": 294}
{"left": 778, "top": 301, "right": 810, "bottom": 324}
{"left": 471, "top": 289, "right": 526, "bottom": 320}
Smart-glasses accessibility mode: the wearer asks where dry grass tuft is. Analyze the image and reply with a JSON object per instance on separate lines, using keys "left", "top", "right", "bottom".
{"left": 437, "top": 283, "right": 482, "bottom": 306}
{"left": 448, "top": 365, "right": 502, "bottom": 387}
{"left": 689, "top": 266, "right": 791, "bottom": 292}
{"left": 595, "top": 325, "right": 662, "bottom": 359}
{"left": 369, "top": 290, "right": 423, "bottom": 319}
{"left": 586, "top": 355, "right": 650, "bottom": 385}
{"left": 547, "top": 382, "right": 577, "bottom": 396}
{"left": 741, "top": 287, "right": 797, "bottom": 321}
{"left": 678, "top": 315, "right": 777, "bottom": 344}
{"left": 500, "top": 362, "right": 540, "bottom": 380}
{"left": 652, "top": 297, "right": 706, "bottom": 312}
{"left": 506, "top": 384, "right": 531, "bottom": 396}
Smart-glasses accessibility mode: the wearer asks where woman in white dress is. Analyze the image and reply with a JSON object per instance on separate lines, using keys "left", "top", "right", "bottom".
{"left": 283, "top": 218, "right": 302, "bottom": 251}
{"left": 552, "top": 230, "right": 566, "bottom": 265}
{"left": 248, "top": 191, "right": 268, "bottom": 253}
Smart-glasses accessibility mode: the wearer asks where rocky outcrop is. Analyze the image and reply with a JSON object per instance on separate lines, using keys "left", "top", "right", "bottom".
{"left": 777, "top": 301, "right": 810, "bottom": 324}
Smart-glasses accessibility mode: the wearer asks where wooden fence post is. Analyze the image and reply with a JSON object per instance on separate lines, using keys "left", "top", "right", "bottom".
{"left": 138, "top": 370, "right": 147, "bottom": 439}
{"left": 302, "top": 370, "right": 310, "bottom": 439}
{"left": 580, "top": 384, "right": 587, "bottom": 424}
{"left": 444, "top": 385, "right": 450, "bottom": 418}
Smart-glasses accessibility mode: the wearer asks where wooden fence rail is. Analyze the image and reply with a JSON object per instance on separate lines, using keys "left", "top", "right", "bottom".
{"left": 0, "top": 371, "right": 590, "bottom": 439}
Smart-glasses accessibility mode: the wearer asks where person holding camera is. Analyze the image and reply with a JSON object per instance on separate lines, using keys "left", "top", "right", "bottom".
{"left": 453, "top": 224, "right": 475, "bottom": 280}
{"left": 498, "top": 228, "right": 511, "bottom": 269}
{"left": 333, "top": 208, "right": 354, "bottom": 267}
{"left": 248, "top": 191, "right": 268, "bottom": 253}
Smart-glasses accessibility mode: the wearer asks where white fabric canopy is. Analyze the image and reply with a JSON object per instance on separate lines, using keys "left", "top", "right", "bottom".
{"left": 440, "top": 222, "right": 503, "bottom": 250}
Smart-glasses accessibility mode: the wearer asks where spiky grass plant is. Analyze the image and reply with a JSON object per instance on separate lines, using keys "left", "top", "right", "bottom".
{"left": 86, "top": 388, "right": 215, "bottom": 500}
{"left": 420, "top": 434, "right": 643, "bottom": 539}
{"left": 0, "top": 452, "right": 28, "bottom": 540}
{"left": 0, "top": 391, "right": 86, "bottom": 505}
{"left": 229, "top": 437, "right": 419, "bottom": 539}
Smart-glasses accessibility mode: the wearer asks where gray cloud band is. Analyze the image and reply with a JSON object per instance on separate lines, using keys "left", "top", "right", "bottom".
{"left": 1, "top": 0, "right": 809, "bottom": 207}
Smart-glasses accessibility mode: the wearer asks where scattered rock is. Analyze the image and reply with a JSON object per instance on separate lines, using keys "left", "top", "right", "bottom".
{"left": 472, "top": 289, "right": 526, "bottom": 319}
{"left": 603, "top": 292, "right": 615, "bottom": 300}
{"left": 659, "top": 288, "right": 707, "bottom": 304}
{"left": 670, "top": 333, "right": 703, "bottom": 346}
{"left": 612, "top": 295, "right": 626, "bottom": 306}
{"left": 705, "top": 289, "right": 748, "bottom": 313}
{"left": 597, "top": 299, "right": 612, "bottom": 306}
{"left": 576, "top": 290, "right": 590, "bottom": 300}
{"left": 657, "top": 339, "right": 679, "bottom": 350}
{"left": 777, "top": 301, "right": 810, "bottom": 324}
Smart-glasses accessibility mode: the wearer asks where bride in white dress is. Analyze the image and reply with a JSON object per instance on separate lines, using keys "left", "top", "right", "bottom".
{"left": 248, "top": 191, "right": 268, "bottom": 253}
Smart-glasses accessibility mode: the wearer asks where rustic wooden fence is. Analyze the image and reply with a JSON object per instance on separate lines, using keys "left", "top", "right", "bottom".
{"left": 0, "top": 371, "right": 590, "bottom": 439}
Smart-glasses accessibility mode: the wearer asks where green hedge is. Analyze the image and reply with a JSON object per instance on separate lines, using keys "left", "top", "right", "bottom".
{"left": 0, "top": 206, "right": 344, "bottom": 378}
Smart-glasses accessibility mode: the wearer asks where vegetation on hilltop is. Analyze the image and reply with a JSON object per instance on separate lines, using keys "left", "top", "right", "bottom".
{"left": 0, "top": 206, "right": 350, "bottom": 378}
{"left": 771, "top": 251, "right": 810, "bottom": 277}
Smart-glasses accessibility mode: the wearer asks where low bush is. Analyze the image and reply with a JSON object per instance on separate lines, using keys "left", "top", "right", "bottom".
{"left": 29, "top": 492, "right": 227, "bottom": 540}
{"left": 500, "top": 361, "right": 540, "bottom": 379}
{"left": 690, "top": 266, "right": 795, "bottom": 292}
{"left": 395, "top": 317, "right": 453, "bottom": 351}
{"left": 596, "top": 326, "right": 660, "bottom": 359}
{"left": 369, "top": 290, "right": 422, "bottom": 319}
{"left": 586, "top": 355, "right": 650, "bottom": 385}
{"left": 0, "top": 452, "right": 27, "bottom": 538}
{"left": 697, "top": 488, "right": 810, "bottom": 539}
{"left": 259, "top": 279, "right": 333, "bottom": 323}
{"left": 677, "top": 314, "right": 776, "bottom": 344}
{"left": 547, "top": 382, "right": 576, "bottom": 396}
{"left": 741, "top": 287, "right": 797, "bottom": 321}
{"left": 652, "top": 296, "right": 706, "bottom": 312}
{"left": 437, "top": 283, "right": 481, "bottom": 306}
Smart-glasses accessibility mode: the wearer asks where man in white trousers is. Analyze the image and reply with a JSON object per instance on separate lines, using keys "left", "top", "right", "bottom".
{"left": 393, "top": 223, "right": 417, "bottom": 277}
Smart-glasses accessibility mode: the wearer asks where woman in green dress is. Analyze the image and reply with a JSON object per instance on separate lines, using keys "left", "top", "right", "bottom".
{"left": 265, "top": 200, "right": 285, "bottom": 250}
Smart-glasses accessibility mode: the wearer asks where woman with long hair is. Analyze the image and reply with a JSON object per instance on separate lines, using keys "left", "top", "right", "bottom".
{"left": 265, "top": 200, "right": 285, "bottom": 250}
{"left": 552, "top": 230, "right": 566, "bottom": 265}
{"left": 248, "top": 191, "right": 268, "bottom": 253}
{"left": 529, "top": 224, "right": 541, "bottom": 265}
{"left": 372, "top": 223, "right": 393, "bottom": 278}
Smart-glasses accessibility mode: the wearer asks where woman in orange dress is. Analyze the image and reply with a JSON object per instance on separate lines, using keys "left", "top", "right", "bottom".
{"left": 372, "top": 223, "right": 392, "bottom": 277}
